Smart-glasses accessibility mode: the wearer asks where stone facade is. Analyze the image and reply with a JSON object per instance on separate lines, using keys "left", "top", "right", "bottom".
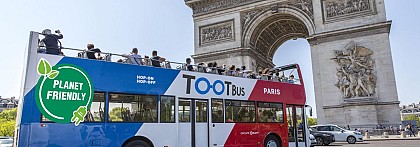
{"left": 185, "top": 0, "right": 400, "bottom": 128}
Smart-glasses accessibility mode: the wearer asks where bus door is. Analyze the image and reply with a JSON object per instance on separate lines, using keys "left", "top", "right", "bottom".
{"left": 286, "top": 105, "right": 307, "bottom": 147}
{"left": 178, "top": 98, "right": 209, "bottom": 147}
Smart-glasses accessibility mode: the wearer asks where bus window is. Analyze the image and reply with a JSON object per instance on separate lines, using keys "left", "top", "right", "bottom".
{"left": 160, "top": 96, "right": 175, "bottom": 123}
{"left": 296, "top": 106, "right": 305, "bottom": 142}
{"left": 85, "top": 92, "right": 105, "bottom": 122}
{"left": 257, "top": 102, "right": 283, "bottom": 123}
{"left": 286, "top": 106, "right": 295, "bottom": 142}
{"left": 211, "top": 99, "right": 223, "bottom": 123}
{"left": 108, "top": 94, "right": 158, "bottom": 123}
{"left": 196, "top": 101, "right": 207, "bottom": 122}
{"left": 225, "top": 100, "right": 255, "bottom": 123}
{"left": 178, "top": 99, "right": 191, "bottom": 122}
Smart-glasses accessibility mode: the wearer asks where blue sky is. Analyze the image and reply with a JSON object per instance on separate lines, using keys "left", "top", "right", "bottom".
{"left": 0, "top": 0, "right": 419, "bottom": 117}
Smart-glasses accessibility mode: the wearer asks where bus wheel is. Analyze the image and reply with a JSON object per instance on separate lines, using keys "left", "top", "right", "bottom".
{"left": 124, "top": 140, "right": 150, "bottom": 147}
{"left": 264, "top": 135, "right": 280, "bottom": 147}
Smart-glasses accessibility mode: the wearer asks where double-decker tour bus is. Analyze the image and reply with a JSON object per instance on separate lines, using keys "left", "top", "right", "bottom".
{"left": 15, "top": 31, "right": 311, "bottom": 147}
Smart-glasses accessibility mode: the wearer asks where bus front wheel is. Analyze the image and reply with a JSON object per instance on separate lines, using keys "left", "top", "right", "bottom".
{"left": 264, "top": 135, "right": 281, "bottom": 147}
{"left": 124, "top": 140, "right": 151, "bottom": 147}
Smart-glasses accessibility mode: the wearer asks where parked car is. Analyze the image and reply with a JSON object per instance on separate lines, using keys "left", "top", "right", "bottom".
{"left": 309, "top": 134, "right": 317, "bottom": 146}
{"left": 0, "top": 138, "right": 13, "bottom": 147}
{"left": 309, "top": 127, "right": 335, "bottom": 145}
{"left": 310, "top": 124, "right": 363, "bottom": 144}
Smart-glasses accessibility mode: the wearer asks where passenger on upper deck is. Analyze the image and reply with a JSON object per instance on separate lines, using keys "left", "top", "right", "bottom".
{"left": 185, "top": 58, "right": 194, "bottom": 71}
{"left": 143, "top": 55, "right": 151, "bottom": 66}
{"left": 260, "top": 68, "right": 270, "bottom": 80}
{"left": 151, "top": 50, "right": 165, "bottom": 67}
{"left": 86, "top": 43, "right": 102, "bottom": 60}
{"left": 217, "top": 64, "right": 226, "bottom": 75}
{"left": 227, "top": 65, "right": 236, "bottom": 76}
{"left": 206, "top": 62, "right": 213, "bottom": 73}
{"left": 40, "top": 29, "right": 63, "bottom": 55}
{"left": 288, "top": 75, "right": 296, "bottom": 84}
{"left": 129, "top": 48, "right": 143, "bottom": 65}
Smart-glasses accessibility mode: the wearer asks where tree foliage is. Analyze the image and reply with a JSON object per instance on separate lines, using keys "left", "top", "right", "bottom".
{"left": 307, "top": 117, "right": 317, "bottom": 126}
{"left": 0, "top": 108, "right": 17, "bottom": 136}
{"left": 0, "top": 108, "right": 17, "bottom": 121}
{"left": 404, "top": 114, "right": 420, "bottom": 126}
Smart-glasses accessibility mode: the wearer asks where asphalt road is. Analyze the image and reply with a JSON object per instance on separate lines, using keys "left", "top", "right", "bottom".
{"left": 323, "top": 139, "right": 420, "bottom": 147}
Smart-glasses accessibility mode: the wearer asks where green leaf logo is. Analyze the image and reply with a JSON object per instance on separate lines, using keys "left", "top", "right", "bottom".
{"left": 35, "top": 58, "right": 93, "bottom": 126}
{"left": 47, "top": 70, "right": 59, "bottom": 79}
{"left": 37, "top": 58, "right": 52, "bottom": 75}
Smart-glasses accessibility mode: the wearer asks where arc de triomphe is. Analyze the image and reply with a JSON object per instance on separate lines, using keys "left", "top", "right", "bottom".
{"left": 185, "top": 0, "right": 400, "bottom": 128}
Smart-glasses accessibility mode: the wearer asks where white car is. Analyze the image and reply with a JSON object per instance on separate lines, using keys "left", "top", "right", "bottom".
{"left": 310, "top": 124, "right": 363, "bottom": 144}
{"left": 0, "top": 138, "right": 13, "bottom": 147}
{"left": 309, "top": 134, "right": 317, "bottom": 146}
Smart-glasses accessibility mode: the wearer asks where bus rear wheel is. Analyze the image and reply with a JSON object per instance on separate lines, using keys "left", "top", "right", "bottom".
{"left": 264, "top": 135, "right": 281, "bottom": 147}
{"left": 124, "top": 140, "right": 151, "bottom": 147}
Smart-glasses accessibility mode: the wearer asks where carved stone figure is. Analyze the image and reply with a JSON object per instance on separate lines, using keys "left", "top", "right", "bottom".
{"left": 324, "top": 0, "right": 371, "bottom": 18}
{"left": 332, "top": 41, "right": 376, "bottom": 98}
{"left": 200, "top": 21, "right": 234, "bottom": 45}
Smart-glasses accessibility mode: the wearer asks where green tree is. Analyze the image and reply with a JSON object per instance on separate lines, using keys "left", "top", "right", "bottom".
{"left": 0, "top": 121, "right": 15, "bottom": 136}
{"left": 404, "top": 114, "right": 420, "bottom": 126}
{"left": 0, "top": 108, "right": 17, "bottom": 136}
{"left": 0, "top": 108, "right": 17, "bottom": 121}
{"left": 307, "top": 117, "right": 317, "bottom": 126}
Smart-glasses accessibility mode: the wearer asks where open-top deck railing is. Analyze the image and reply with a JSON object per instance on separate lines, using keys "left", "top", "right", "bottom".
{"left": 36, "top": 32, "right": 301, "bottom": 84}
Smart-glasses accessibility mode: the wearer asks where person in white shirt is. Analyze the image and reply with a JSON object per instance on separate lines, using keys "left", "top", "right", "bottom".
{"left": 129, "top": 48, "right": 143, "bottom": 65}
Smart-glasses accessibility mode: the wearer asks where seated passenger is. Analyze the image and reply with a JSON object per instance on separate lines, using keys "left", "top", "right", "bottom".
{"left": 143, "top": 55, "right": 151, "bottom": 66}
{"left": 40, "top": 29, "right": 63, "bottom": 55}
{"left": 218, "top": 64, "right": 227, "bottom": 75}
{"left": 197, "top": 63, "right": 206, "bottom": 73}
{"left": 211, "top": 62, "right": 218, "bottom": 74}
{"left": 271, "top": 71, "right": 280, "bottom": 82}
{"left": 86, "top": 43, "right": 102, "bottom": 60}
{"left": 206, "top": 62, "right": 214, "bottom": 73}
{"left": 151, "top": 50, "right": 165, "bottom": 67}
{"left": 234, "top": 68, "right": 241, "bottom": 77}
{"left": 256, "top": 69, "right": 263, "bottom": 79}
{"left": 184, "top": 58, "right": 194, "bottom": 71}
{"left": 129, "top": 48, "right": 143, "bottom": 65}
{"left": 260, "top": 68, "right": 270, "bottom": 80}
{"left": 227, "top": 65, "right": 236, "bottom": 76}
{"left": 288, "top": 75, "right": 296, "bottom": 83}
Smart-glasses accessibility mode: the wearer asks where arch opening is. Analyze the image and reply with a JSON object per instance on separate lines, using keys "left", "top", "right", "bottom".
{"left": 245, "top": 13, "right": 310, "bottom": 68}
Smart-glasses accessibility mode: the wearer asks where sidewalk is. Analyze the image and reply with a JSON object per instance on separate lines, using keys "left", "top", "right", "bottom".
{"left": 365, "top": 135, "right": 420, "bottom": 141}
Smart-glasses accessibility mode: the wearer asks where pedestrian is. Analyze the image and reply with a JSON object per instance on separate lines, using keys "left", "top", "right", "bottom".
{"left": 399, "top": 124, "right": 403, "bottom": 134}
{"left": 407, "top": 124, "right": 412, "bottom": 137}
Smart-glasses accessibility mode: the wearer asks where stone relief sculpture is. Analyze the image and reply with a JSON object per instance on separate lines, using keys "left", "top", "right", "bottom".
{"left": 296, "top": 0, "right": 314, "bottom": 19}
{"left": 191, "top": 0, "right": 261, "bottom": 15}
{"left": 332, "top": 41, "right": 376, "bottom": 98}
{"left": 200, "top": 21, "right": 234, "bottom": 45}
{"left": 324, "top": 0, "right": 371, "bottom": 18}
{"left": 241, "top": 0, "right": 314, "bottom": 32}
